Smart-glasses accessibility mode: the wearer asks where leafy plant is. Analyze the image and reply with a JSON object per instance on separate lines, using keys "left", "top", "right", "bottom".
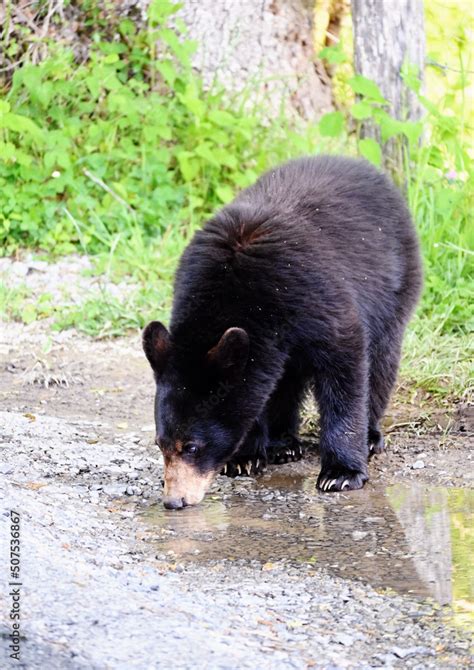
{"left": 0, "top": 0, "right": 309, "bottom": 256}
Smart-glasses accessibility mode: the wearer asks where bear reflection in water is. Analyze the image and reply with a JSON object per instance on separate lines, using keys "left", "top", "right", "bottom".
{"left": 142, "top": 479, "right": 474, "bottom": 627}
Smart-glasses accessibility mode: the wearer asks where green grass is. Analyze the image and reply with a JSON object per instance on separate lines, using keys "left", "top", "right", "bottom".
{"left": 0, "top": 282, "right": 31, "bottom": 321}
{"left": 401, "top": 318, "right": 473, "bottom": 398}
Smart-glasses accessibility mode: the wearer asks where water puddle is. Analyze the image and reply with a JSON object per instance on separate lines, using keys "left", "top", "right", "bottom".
{"left": 141, "top": 473, "right": 474, "bottom": 627}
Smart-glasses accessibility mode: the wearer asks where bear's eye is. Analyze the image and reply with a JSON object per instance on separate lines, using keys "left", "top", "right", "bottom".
{"left": 184, "top": 443, "right": 199, "bottom": 455}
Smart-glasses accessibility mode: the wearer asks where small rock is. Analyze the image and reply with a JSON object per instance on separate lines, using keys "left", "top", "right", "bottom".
{"left": 0, "top": 463, "right": 14, "bottom": 475}
{"left": 352, "top": 530, "right": 368, "bottom": 541}
{"left": 261, "top": 493, "right": 274, "bottom": 502}
{"left": 373, "top": 652, "right": 396, "bottom": 665}
{"left": 412, "top": 460, "right": 425, "bottom": 469}
{"left": 333, "top": 632, "right": 354, "bottom": 646}
{"left": 102, "top": 484, "right": 127, "bottom": 496}
{"left": 103, "top": 465, "right": 124, "bottom": 476}
{"left": 391, "top": 646, "right": 433, "bottom": 659}
{"left": 28, "top": 260, "right": 49, "bottom": 272}
{"left": 125, "top": 485, "right": 143, "bottom": 496}
{"left": 110, "top": 561, "right": 124, "bottom": 570}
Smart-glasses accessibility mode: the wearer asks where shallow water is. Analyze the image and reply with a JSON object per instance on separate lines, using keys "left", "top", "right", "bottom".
{"left": 141, "top": 473, "right": 474, "bottom": 627}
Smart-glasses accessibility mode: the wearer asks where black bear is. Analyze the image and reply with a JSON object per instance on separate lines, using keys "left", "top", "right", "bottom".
{"left": 143, "top": 156, "right": 422, "bottom": 509}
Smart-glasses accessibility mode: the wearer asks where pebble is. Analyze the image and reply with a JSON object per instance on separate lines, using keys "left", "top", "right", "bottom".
{"left": 391, "top": 645, "right": 433, "bottom": 658}
{"left": 126, "top": 486, "right": 143, "bottom": 496}
{"left": 0, "top": 463, "right": 14, "bottom": 474}
{"left": 102, "top": 484, "right": 127, "bottom": 496}
{"left": 261, "top": 493, "right": 274, "bottom": 501}
{"left": 103, "top": 465, "right": 125, "bottom": 476}
{"left": 412, "top": 460, "right": 425, "bottom": 469}
{"left": 373, "top": 652, "right": 396, "bottom": 665}
{"left": 333, "top": 633, "right": 354, "bottom": 646}
{"left": 352, "top": 530, "right": 368, "bottom": 541}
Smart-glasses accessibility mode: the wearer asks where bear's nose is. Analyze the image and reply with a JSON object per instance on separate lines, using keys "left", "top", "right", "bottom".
{"left": 163, "top": 496, "right": 186, "bottom": 510}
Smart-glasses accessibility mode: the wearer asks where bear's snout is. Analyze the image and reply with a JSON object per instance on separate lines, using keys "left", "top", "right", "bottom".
{"left": 162, "top": 495, "right": 187, "bottom": 510}
{"left": 162, "top": 457, "right": 216, "bottom": 509}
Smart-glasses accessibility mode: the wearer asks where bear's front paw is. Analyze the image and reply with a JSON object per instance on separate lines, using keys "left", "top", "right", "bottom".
{"left": 267, "top": 436, "right": 304, "bottom": 465}
{"left": 221, "top": 456, "right": 266, "bottom": 478}
{"left": 317, "top": 468, "right": 368, "bottom": 492}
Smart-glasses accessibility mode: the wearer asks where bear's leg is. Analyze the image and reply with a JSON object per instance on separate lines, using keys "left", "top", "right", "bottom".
{"left": 221, "top": 416, "right": 268, "bottom": 477}
{"left": 368, "top": 327, "right": 403, "bottom": 457}
{"left": 313, "top": 341, "right": 369, "bottom": 492}
{"left": 266, "top": 359, "right": 308, "bottom": 464}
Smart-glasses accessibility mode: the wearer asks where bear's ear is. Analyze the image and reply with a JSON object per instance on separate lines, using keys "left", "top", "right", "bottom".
{"left": 207, "top": 327, "right": 249, "bottom": 376}
{"left": 142, "top": 321, "right": 171, "bottom": 375}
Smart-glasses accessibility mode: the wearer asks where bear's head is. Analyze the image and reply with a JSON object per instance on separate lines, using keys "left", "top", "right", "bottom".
{"left": 142, "top": 321, "right": 251, "bottom": 509}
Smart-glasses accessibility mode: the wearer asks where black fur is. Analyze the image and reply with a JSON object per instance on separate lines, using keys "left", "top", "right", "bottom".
{"left": 143, "top": 156, "right": 422, "bottom": 495}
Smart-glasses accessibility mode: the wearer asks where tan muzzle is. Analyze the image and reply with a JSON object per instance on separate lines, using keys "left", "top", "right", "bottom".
{"left": 162, "top": 455, "right": 216, "bottom": 509}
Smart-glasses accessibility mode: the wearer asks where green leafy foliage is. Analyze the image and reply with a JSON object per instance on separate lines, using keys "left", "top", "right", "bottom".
{"left": 0, "top": 0, "right": 303, "bottom": 256}
{"left": 348, "top": 75, "right": 387, "bottom": 103}
{"left": 358, "top": 138, "right": 382, "bottom": 166}
{"left": 318, "top": 111, "right": 345, "bottom": 137}
{"left": 318, "top": 44, "right": 348, "bottom": 65}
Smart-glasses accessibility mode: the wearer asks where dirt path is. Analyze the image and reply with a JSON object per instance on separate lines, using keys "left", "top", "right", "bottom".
{"left": 1, "top": 318, "right": 473, "bottom": 669}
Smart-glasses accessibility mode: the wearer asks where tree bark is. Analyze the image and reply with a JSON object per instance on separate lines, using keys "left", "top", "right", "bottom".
{"left": 176, "top": 0, "right": 332, "bottom": 120}
{"left": 352, "top": 0, "right": 425, "bottom": 171}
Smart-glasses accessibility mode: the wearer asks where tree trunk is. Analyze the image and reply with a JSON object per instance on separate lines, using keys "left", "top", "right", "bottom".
{"left": 321, "top": 0, "right": 350, "bottom": 47}
{"left": 352, "top": 0, "right": 425, "bottom": 171}
{"left": 176, "top": 0, "right": 332, "bottom": 120}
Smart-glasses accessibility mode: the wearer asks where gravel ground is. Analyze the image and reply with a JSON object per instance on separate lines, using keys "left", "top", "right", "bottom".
{"left": 1, "top": 412, "right": 472, "bottom": 670}
{"left": 1, "top": 257, "right": 473, "bottom": 668}
{"left": 0, "top": 254, "right": 136, "bottom": 307}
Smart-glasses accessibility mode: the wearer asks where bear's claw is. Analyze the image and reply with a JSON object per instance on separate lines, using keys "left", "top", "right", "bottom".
{"left": 368, "top": 428, "right": 385, "bottom": 458}
{"left": 317, "top": 469, "right": 368, "bottom": 492}
{"left": 221, "top": 457, "right": 266, "bottom": 478}
{"left": 267, "top": 438, "right": 303, "bottom": 465}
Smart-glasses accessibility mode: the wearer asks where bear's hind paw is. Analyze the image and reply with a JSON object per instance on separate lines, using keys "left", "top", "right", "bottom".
{"left": 368, "top": 427, "right": 385, "bottom": 458}
{"left": 267, "top": 438, "right": 304, "bottom": 465}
